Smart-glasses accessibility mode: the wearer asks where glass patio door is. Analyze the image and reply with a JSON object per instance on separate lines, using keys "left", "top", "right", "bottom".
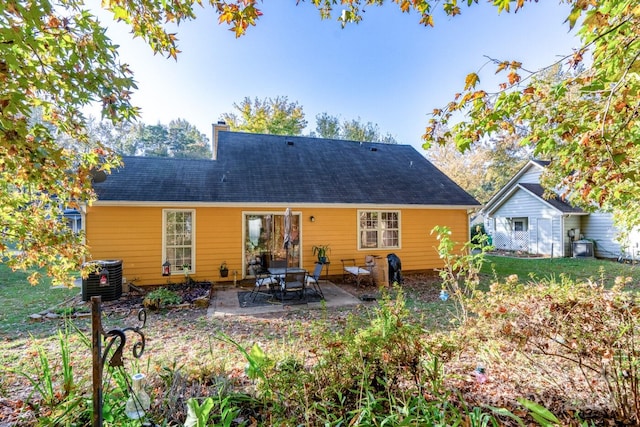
{"left": 244, "top": 212, "right": 301, "bottom": 277}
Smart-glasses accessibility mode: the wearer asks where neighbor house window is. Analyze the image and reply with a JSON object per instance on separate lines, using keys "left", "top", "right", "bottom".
{"left": 513, "top": 218, "right": 528, "bottom": 232}
{"left": 358, "top": 210, "right": 400, "bottom": 249}
{"left": 163, "top": 210, "right": 195, "bottom": 273}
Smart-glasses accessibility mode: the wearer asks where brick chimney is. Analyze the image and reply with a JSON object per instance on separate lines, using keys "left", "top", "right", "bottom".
{"left": 212, "top": 120, "right": 230, "bottom": 160}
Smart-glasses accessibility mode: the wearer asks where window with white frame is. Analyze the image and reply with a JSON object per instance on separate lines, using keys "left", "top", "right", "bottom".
{"left": 163, "top": 210, "right": 195, "bottom": 273}
{"left": 513, "top": 218, "right": 528, "bottom": 232}
{"left": 358, "top": 210, "right": 400, "bottom": 249}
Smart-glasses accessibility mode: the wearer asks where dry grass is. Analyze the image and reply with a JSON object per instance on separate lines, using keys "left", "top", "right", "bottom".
{"left": 1, "top": 258, "right": 638, "bottom": 424}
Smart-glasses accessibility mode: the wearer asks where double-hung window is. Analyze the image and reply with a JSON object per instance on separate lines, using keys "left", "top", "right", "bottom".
{"left": 358, "top": 210, "right": 400, "bottom": 249}
{"left": 163, "top": 209, "right": 195, "bottom": 274}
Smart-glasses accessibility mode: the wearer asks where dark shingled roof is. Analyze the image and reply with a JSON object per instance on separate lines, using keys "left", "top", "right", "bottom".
{"left": 93, "top": 131, "right": 479, "bottom": 206}
{"left": 519, "top": 183, "right": 585, "bottom": 214}
{"left": 530, "top": 159, "right": 551, "bottom": 168}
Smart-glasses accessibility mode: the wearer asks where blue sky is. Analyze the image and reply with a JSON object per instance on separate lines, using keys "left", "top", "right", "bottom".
{"left": 93, "top": 1, "right": 581, "bottom": 153}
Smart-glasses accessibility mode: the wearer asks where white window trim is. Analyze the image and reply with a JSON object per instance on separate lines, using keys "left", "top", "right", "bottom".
{"left": 162, "top": 209, "right": 196, "bottom": 274}
{"left": 513, "top": 218, "right": 528, "bottom": 232}
{"left": 357, "top": 209, "right": 401, "bottom": 250}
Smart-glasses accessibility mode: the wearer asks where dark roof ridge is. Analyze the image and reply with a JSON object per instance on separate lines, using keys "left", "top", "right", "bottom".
{"left": 119, "top": 155, "right": 212, "bottom": 162}
{"left": 519, "top": 183, "right": 585, "bottom": 213}
{"left": 219, "top": 130, "right": 411, "bottom": 147}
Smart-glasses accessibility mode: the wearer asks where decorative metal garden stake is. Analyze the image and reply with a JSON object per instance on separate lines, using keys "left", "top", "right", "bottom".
{"left": 91, "top": 297, "right": 103, "bottom": 427}
{"left": 91, "top": 296, "right": 147, "bottom": 427}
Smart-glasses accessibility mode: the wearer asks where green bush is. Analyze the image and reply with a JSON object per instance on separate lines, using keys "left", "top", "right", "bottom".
{"left": 470, "top": 223, "right": 487, "bottom": 244}
{"left": 432, "top": 225, "right": 492, "bottom": 323}
{"left": 143, "top": 287, "right": 182, "bottom": 309}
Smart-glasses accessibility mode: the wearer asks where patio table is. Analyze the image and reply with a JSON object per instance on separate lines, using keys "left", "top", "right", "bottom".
{"left": 267, "top": 267, "right": 307, "bottom": 276}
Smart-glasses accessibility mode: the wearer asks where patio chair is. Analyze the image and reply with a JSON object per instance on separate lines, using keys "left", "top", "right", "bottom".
{"left": 280, "top": 270, "right": 306, "bottom": 303}
{"left": 268, "top": 259, "right": 287, "bottom": 280}
{"left": 305, "top": 262, "right": 325, "bottom": 299}
{"left": 250, "top": 270, "right": 279, "bottom": 302}
{"left": 341, "top": 256, "right": 375, "bottom": 287}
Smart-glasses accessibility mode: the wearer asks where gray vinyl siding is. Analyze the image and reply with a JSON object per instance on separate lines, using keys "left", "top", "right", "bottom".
{"left": 581, "top": 212, "right": 624, "bottom": 259}
{"left": 518, "top": 167, "right": 544, "bottom": 184}
{"left": 490, "top": 188, "right": 564, "bottom": 255}
{"left": 482, "top": 160, "right": 640, "bottom": 259}
{"left": 564, "top": 215, "right": 581, "bottom": 257}
{"left": 493, "top": 189, "right": 546, "bottom": 218}
{"left": 626, "top": 227, "right": 640, "bottom": 261}
{"left": 530, "top": 216, "right": 565, "bottom": 257}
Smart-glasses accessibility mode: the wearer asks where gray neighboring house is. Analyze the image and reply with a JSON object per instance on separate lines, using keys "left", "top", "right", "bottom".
{"left": 482, "top": 160, "right": 640, "bottom": 259}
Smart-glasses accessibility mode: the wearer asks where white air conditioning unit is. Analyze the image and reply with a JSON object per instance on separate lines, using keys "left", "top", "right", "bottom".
{"left": 573, "top": 240, "right": 594, "bottom": 258}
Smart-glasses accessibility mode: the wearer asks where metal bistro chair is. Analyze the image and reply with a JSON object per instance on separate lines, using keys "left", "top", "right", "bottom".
{"left": 250, "top": 268, "right": 279, "bottom": 302}
{"left": 305, "top": 262, "right": 325, "bottom": 299}
{"left": 280, "top": 270, "right": 306, "bottom": 303}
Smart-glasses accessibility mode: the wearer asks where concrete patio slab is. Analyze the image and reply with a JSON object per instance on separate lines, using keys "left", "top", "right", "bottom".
{"left": 208, "top": 280, "right": 363, "bottom": 317}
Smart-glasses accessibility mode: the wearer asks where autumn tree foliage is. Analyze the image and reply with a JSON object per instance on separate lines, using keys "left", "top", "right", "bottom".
{"left": 422, "top": 1, "right": 640, "bottom": 231}
{"left": 2, "top": 0, "right": 638, "bottom": 284}
{"left": 427, "top": 133, "right": 531, "bottom": 204}
{"left": 314, "top": 113, "right": 398, "bottom": 143}
{"left": 0, "top": 0, "right": 134, "bottom": 285}
{"left": 220, "top": 96, "right": 307, "bottom": 136}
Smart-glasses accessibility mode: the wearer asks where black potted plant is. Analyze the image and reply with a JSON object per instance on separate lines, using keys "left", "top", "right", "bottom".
{"left": 219, "top": 261, "right": 229, "bottom": 278}
{"left": 312, "top": 245, "right": 330, "bottom": 264}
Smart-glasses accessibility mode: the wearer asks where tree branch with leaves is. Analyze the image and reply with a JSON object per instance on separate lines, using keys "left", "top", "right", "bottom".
{"left": 423, "top": 1, "right": 640, "bottom": 232}
{"left": 1, "top": 0, "right": 133, "bottom": 285}
{"left": 5, "top": 0, "right": 639, "bottom": 286}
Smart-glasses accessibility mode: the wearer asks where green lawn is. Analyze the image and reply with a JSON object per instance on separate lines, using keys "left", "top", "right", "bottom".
{"left": 481, "top": 255, "right": 640, "bottom": 287}
{"left": 0, "top": 255, "right": 638, "bottom": 340}
{"left": 0, "top": 264, "right": 79, "bottom": 338}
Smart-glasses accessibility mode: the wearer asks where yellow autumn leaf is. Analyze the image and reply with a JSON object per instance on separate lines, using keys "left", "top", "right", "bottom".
{"left": 495, "top": 61, "right": 508, "bottom": 73}
{"left": 420, "top": 14, "right": 434, "bottom": 27}
{"left": 464, "top": 73, "right": 479, "bottom": 90}
{"left": 494, "top": 0, "right": 511, "bottom": 13}
{"left": 565, "top": 6, "right": 582, "bottom": 30}
{"left": 473, "top": 90, "right": 487, "bottom": 99}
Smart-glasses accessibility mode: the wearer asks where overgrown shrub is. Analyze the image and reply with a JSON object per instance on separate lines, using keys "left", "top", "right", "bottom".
{"left": 258, "top": 287, "right": 503, "bottom": 425}
{"left": 432, "top": 225, "right": 492, "bottom": 323}
{"left": 311, "top": 288, "right": 427, "bottom": 400}
{"left": 470, "top": 274, "right": 640, "bottom": 423}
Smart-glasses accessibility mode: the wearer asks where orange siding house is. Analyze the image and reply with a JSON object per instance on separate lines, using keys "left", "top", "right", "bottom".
{"left": 85, "top": 126, "right": 479, "bottom": 286}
